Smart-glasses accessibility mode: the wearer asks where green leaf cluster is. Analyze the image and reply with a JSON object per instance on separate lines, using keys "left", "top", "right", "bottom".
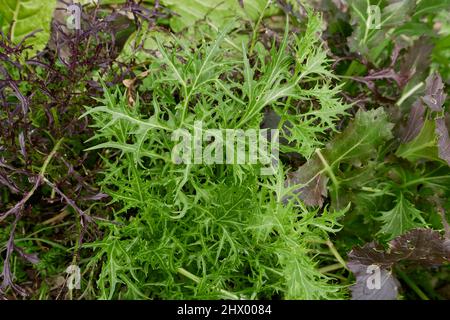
{"left": 82, "top": 13, "right": 350, "bottom": 299}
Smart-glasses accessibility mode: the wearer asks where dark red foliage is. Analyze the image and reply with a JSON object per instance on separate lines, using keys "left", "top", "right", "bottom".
{"left": 0, "top": 1, "right": 162, "bottom": 297}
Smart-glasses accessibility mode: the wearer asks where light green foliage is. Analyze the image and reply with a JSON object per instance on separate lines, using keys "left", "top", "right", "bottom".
{"left": 289, "top": 107, "right": 395, "bottom": 209}
{"left": 160, "top": 0, "right": 277, "bottom": 32}
{"left": 347, "top": 0, "right": 450, "bottom": 66}
{"left": 272, "top": 14, "right": 349, "bottom": 157}
{"left": 324, "top": 108, "right": 394, "bottom": 166}
{"left": 348, "top": 0, "right": 412, "bottom": 63}
{"left": 376, "top": 193, "right": 427, "bottom": 239}
{"left": 396, "top": 120, "right": 442, "bottom": 164}
{"left": 82, "top": 13, "right": 350, "bottom": 299}
{"left": 0, "top": 0, "right": 57, "bottom": 55}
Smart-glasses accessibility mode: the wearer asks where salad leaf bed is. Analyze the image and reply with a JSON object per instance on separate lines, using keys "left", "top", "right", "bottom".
{"left": 0, "top": 0, "right": 449, "bottom": 300}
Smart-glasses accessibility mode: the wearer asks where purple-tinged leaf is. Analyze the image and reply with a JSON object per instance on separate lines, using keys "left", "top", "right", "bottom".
{"left": 348, "top": 229, "right": 450, "bottom": 300}
{"left": 435, "top": 118, "right": 450, "bottom": 166}
{"left": 0, "top": 172, "right": 21, "bottom": 194}
{"left": 354, "top": 68, "right": 406, "bottom": 88}
{"left": 422, "top": 73, "right": 447, "bottom": 112}
{"left": 389, "top": 228, "right": 450, "bottom": 266}
{"left": 348, "top": 242, "right": 401, "bottom": 300}
{"left": 81, "top": 192, "right": 109, "bottom": 201}
{"left": 284, "top": 157, "right": 328, "bottom": 207}
{"left": 350, "top": 267, "right": 400, "bottom": 300}
{"left": 399, "top": 38, "right": 433, "bottom": 82}
{"left": 13, "top": 245, "right": 40, "bottom": 265}
{"left": 348, "top": 242, "right": 400, "bottom": 270}
{"left": 0, "top": 212, "right": 27, "bottom": 297}
{"left": 401, "top": 100, "right": 426, "bottom": 143}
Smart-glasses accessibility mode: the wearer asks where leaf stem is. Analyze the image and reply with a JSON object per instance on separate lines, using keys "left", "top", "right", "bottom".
{"left": 325, "top": 239, "right": 348, "bottom": 271}
{"left": 39, "top": 138, "right": 64, "bottom": 177}
{"left": 249, "top": 0, "right": 271, "bottom": 55}
{"left": 396, "top": 268, "right": 429, "bottom": 300}
{"left": 177, "top": 267, "right": 242, "bottom": 300}
{"left": 319, "top": 263, "right": 344, "bottom": 273}
{"left": 396, "top": 82, "right": 424, "bottom": 106}
{"left": 315, "top": 149, "right": 339, "bottom": 187}
{"left": 0, "top": 138, "right": 63, "bottom": 222}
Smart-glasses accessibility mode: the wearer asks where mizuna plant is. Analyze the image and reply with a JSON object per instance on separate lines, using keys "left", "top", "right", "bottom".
{"left": 82, "top": 13, "right": 350, "bottom": 299}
